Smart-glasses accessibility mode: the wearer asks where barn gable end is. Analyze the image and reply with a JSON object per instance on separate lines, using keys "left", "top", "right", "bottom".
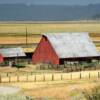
{"left": 32, "top": 36, "right": 59, "bottom": 64}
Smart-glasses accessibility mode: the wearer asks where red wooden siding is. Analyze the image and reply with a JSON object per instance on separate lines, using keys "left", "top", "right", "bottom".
{"left": 32, "top": 36, "right": 59, "bottom": 64}
{"left": 0, "top": 54, "right": 3, "bottom": 63}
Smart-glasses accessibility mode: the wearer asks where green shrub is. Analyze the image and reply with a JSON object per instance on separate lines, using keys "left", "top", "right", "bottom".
{"left": 13, "top": 63, "right": 26, "bottom": 69}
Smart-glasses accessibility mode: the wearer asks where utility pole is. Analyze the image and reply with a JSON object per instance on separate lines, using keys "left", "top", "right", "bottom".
{"left": 26, "top": 28, "right": 28, "bottom": 45}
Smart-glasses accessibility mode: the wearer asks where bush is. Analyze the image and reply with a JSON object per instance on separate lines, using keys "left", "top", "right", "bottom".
{"left": 13, "top": 63, "right": 26, "bottom": 69}
{"left": 83, "top": 86, "right": 100, "bottom": 100}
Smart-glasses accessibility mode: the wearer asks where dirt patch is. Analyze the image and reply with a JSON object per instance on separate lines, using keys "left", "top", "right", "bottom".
{"left": 0, "top": 86, "right": 20, "bottom": 95}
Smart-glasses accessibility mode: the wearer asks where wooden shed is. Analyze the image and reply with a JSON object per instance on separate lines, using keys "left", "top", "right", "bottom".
{"left": 0, "top": 47, "right": 26, "bottom": 64}
{"left": 32, "top": 32, "right": 100, "bottom": 65}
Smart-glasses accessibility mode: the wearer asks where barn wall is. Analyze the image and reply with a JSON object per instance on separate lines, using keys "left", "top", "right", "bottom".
{"left": 59, "top": 56, "right": 100, "bottom": 64}
{"left": 32, "top": 36, "right": 59, "bottom": 64}
{"left": 0, "top": 54, "right": 3, "bottom": 63}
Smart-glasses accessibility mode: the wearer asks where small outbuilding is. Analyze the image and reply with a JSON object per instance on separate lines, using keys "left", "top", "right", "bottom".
{"left": 32, "top": 32, "right": 100, "bottom": 65}
{"left": 0, "top": 47, "right": 26, "bottom": 65}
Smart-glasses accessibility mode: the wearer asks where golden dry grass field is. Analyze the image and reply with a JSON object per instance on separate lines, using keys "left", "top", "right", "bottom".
{"left": 0, "top": 22, "right": 100, "bottom": 34}
{"left": 0, "top": 36, "right": 41, "bottom": 44}
{"left": 0, "top": 22, "right": 100, "bottom": 47}
{"left": 0, "top": 66, "right": 99, "bottom": 99}
{"left": 22, "top": 79, "right": 100, "bottom": 99}
{"left": 1, "top": 77, "right": 100, "bottom": 99}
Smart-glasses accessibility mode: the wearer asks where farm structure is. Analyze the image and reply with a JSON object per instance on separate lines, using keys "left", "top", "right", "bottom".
{"left": 0, "top": 54, "right": 4, "bottom": 63}
{"left": 0, "top": 47, "right": 26, "bottom": 65}
{"left": 32, "top": 32, "right": 100, "bottom": 65}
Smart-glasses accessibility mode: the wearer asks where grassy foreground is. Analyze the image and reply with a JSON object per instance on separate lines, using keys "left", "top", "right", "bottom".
{"left": 0, "top": 78, "right": 99, "bottom": 100}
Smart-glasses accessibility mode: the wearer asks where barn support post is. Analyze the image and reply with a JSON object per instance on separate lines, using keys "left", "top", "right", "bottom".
{"left": 75, "top": 63, "right": 77, "bottom": 71}
{"left": 15, "top": 53, "right": 18, "bottom": 64}
{"left": 80, "top": 64, "right": 82, "bottom": 71}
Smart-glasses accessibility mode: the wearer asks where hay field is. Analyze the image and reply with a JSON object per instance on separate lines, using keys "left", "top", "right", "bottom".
{"left": 0, "top": 22, "right": 100, "bottom": 52}
{"left": 0, "top": 22, "right": 100, "bottom": 44}
{"left": 0, "top": 36, "right": 41, "bottom": 44}
{"left": 0, "top": 22, "right": 100, "bottom": 34}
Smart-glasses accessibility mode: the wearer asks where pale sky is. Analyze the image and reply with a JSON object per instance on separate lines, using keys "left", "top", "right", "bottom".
{"left": 0, "top": 0, "right": 100, "bottom": 5}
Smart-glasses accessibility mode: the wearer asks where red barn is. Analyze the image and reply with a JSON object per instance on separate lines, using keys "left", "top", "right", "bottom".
{"left": 0, "top": 54, "right": 4, "bottom": 63}
{"left": 32, "top": 33, "right": 100, "bottom": 65}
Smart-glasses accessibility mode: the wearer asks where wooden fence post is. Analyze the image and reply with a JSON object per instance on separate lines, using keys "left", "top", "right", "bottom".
{"left": 61, "top": 74, "right": 63, "bottom": 80}
{"left": 17, "top": 75, "right": 19, "bottom": 82}
{"left": 7, "top": 73, "right": 9, "bottom": 77}
{"left": 70, "top": 73, "right": 72, "bottom": 80}
{"left": 9, "top": 76, "right": 10, "bottom": 83}
{"left": 43, "top": 75, "right": 45, "bottom": 81}
{"left": 26, "top": 74, "right": 28, "bottom": 82}
{"left": 98, "top": 72, "right": 100, "bottom": 78}
{"left": 34, "top": 75, "right": 36, "bottom": 82}
{"left": 52, "top": 74, "right": 54, "bottom": 81}
{"left": 89, "top": 73, "right": 90, "bottom": 79}
{"left": 80, "top": 72, "right": 82, "bottom": 79}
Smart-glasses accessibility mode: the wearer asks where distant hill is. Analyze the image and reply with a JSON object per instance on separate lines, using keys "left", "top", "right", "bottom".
{"left": 0, "top": 4, "right": 100, "bottom": 21}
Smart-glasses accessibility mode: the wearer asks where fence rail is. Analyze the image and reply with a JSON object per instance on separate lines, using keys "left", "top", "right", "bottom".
{"left": 0, "top": 70, "right": 100, "bottom": 83}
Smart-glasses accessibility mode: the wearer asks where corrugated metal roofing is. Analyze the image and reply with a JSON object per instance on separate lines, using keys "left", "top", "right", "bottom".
{"left": 43, "top": 32, "right": 100, "bottom": 58}
{"left": 0, "top": 47, "right": 26, "bottom": 57}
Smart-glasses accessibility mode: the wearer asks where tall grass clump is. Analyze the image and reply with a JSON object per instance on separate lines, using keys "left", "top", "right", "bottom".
{"left": 83, "top": 86, "right": 100, "bottom": 100}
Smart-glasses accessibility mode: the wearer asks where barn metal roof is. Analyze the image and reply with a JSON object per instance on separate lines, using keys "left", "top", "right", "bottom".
{"left": 0, "top": 47, "right": 26, "bottom": 57}
{"left": 43, "top": 32, "right": 100, "bottom": 58}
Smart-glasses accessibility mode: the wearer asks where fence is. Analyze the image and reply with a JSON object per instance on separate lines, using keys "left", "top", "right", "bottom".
{"left": 0, "top": 70, "right": 100, "bottom": 83}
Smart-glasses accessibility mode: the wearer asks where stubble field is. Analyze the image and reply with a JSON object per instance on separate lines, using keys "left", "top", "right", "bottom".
{"left": 0, "top": 22, "right": 100, "bottom": 34}
{"left": 0, "top": 21, "right": 100, "bottom": 52}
